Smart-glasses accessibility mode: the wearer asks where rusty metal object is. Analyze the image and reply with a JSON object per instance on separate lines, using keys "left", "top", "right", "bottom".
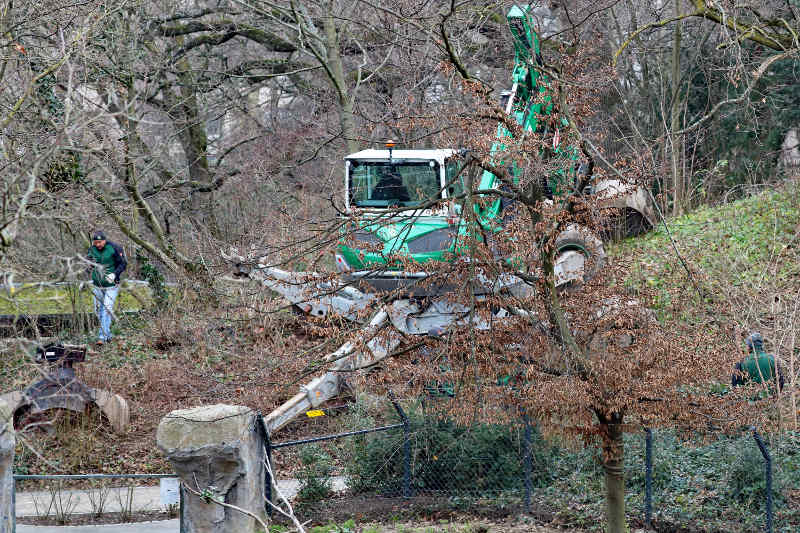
{"left": 6, "top": 342, "right": 129, "bottom": 433}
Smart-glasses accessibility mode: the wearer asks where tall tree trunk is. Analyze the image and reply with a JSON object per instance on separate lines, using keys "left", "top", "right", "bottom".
{"left": 670, "top": 0, "right": 684, "bottom": 215}
{"left": 602, "top": 413, "right": 626, "bottom": 533}
{"left": 174, "top": 54, "right": 223, "bottom": 239}
{"left": 323, "top": 6, "right": 359, "bottom": 154}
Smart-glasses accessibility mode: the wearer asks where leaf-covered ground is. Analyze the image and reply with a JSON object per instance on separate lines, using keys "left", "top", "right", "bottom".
{"left": 4, "top": 184, "right": 800, "bottom": 532}
{"left": 6, "top": 286, "right": 351, "bottom": 484}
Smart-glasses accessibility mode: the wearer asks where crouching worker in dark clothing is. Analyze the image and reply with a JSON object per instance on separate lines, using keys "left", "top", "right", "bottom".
{"left": 87, "top": 231, "right": 127, "bottom": 346}
{"left": 731, "top": 332, "right": 784, "bottom": 392}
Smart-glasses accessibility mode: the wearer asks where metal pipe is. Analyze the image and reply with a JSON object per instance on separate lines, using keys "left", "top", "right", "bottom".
{"left": 752, "top": 428, "right": 773, "bottom": 533}
{"left": 645, "top": 428, "right": 653, "bottom": 526}
{"left": 270, "top": 423, "right": 404, "bottom": 449}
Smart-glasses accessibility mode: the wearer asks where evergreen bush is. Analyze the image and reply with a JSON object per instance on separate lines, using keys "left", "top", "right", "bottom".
{"left": 345, "top": 410, "right": 556, "bottom": 496}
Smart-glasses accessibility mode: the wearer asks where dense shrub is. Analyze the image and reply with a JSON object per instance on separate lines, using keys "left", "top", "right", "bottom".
{"left": 297, "top": 445, "right": 334, "bottom": 501}
{"left": 345, "top": 410, "right": 557, "bottom": 496}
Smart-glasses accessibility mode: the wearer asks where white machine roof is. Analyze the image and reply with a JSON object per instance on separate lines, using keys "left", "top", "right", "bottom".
{"left": 345, "top": 149, "right": 456, "bottom": 160}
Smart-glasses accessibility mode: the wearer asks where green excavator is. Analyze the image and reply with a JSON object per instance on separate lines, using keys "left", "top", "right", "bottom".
{"left": 334, "top": 4, "right": 652, "bottom": 292}
{"left": 225, "top": 4, "right": 654, "bottom": 433}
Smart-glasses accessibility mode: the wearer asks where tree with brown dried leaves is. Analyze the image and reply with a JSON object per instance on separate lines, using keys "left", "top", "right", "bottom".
{"left": 243, "top": 4, "right": 780, "bottom": 533}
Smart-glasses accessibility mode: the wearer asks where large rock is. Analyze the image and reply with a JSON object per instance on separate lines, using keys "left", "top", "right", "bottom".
{"left": 0, "top": 399, "right": 15, "bottom": 533}
{"left": 780, "top": 128, "right": 800, "bottom": 167}
{"left": 93, "top": 389, "right": 130, "bottom": 434}
{"left": 156, "top": 404, "right": 265, "bottom": 533}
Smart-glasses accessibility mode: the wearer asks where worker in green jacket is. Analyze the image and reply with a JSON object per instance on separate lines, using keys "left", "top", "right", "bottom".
{"left": 731, "top": 332, "right": 783, "bottom": 390}
{"left": 87, "top": 230, "right": 127, "bottom": 346}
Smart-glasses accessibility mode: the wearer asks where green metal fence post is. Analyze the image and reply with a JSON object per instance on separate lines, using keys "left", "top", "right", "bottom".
{"left": 523, "top": 417, "right": 532, "bottom": 513}
{"left": 645, "top": 428, "right": 653, "bottom": 527}
{"left": 388, "top": 390, "right": 411, "bottom": 499}
{"left": 752, "top": 428, "right": 773, "bottom": 533}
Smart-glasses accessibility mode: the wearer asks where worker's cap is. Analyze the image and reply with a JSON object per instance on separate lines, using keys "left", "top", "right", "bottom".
{"left": 91, "top": 230, "right": 106, "bottom": 241}
{"left": 745, "top": 332, "right": 763, "bottom": 349}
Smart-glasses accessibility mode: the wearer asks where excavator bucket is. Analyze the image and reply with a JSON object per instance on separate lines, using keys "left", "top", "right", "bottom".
{"left": 3, "top": 343, "right": 129, "bottom": 434}
{"left": 593, "top": 179, "right": 655, "bottom": 238}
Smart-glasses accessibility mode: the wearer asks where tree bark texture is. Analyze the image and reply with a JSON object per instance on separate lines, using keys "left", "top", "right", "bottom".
{"left": 323, "top": 8, "right": 359, "bottom": 154}
{"left": 670, "top": 0, "right": 684, "bottom": 216}
{"left": 602, "top": 415, "right": 626, "bottom": 533}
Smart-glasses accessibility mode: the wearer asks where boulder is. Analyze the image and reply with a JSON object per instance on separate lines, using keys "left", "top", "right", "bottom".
{"left": 156, "top": 404, "right": 265, "bottom": 533}
{"left": 780, "top": 128, "right": 800, "bottom": 167}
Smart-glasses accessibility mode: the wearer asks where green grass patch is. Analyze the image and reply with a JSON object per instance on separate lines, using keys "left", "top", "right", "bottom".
{"left": 0, "top": 283, "right": 152, "bottom": 315}
{"left": 609, "top": 183, "right": 800, "bottom": 314}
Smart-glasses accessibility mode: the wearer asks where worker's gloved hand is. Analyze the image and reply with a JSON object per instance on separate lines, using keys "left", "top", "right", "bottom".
{"left": 105, "top": 273, "right": 116, "bottom": 284}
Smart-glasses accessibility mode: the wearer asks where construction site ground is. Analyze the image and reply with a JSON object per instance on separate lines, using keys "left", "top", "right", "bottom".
{"left": 4, "top": 183, "right": 800, "bottom": 533}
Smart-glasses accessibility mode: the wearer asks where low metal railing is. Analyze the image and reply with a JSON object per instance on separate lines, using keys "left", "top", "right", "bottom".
{"left": 12, "top": 473, "right": 184, "bottom": 533}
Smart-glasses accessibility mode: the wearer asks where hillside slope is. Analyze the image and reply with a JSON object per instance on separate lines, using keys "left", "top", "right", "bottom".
{"left": 611, "top": 181, "right": 800, "bottom": 333}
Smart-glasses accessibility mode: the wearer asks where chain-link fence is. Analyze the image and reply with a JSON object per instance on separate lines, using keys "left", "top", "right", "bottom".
{"left": 268, "top": 399, "right": 568, "bottom": 518}
{"left": 627, "top": 428, "right": 799, "bottom": 533}
{"left": 266, "top": 399, "right": 800, "bottom": 532}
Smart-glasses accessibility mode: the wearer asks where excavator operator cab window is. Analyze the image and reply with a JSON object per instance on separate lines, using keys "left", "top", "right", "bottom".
{"left": 372, "top": 168, "right": 410, "bottom": 203}
{"left": 348, "top": 160, "right": 442, "bottom": 209}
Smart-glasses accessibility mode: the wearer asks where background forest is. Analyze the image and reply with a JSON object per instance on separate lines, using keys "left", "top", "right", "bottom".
{"left": 2, "top": 0, "right": 799, "bottom": 276}
{"left": 2, "top": 1, "right": 800, "bottom": 532}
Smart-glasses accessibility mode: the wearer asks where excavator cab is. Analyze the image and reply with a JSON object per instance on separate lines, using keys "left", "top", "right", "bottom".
{"left": 345, "top": 148, "right": 459, "bottom": 212}
{"left": 337, "top": 148, "right": 465, "bottom": 277}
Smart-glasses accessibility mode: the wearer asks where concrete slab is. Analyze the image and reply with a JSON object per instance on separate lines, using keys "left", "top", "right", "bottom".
{"left": 16, "top": 477, "right": 347, "bottom": 517}
{"left": 17, "top": 519, "right": 179, "bottom": 532}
